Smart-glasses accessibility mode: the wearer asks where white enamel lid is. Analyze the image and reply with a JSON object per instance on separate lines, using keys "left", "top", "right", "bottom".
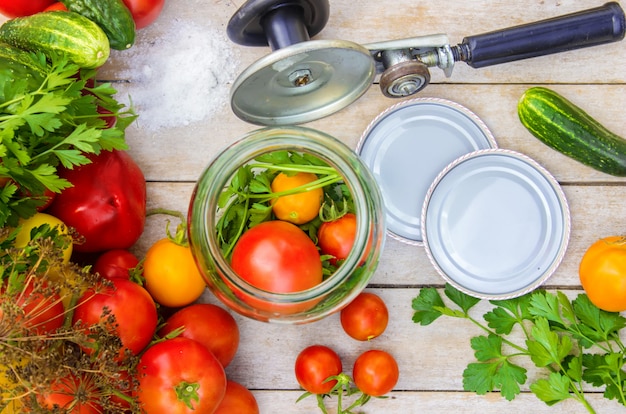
{"left": 356, "top": 98, "right": 497, "bottom": 245}
{"left": 421, "top": 149, "right": 571, "bottom": 299}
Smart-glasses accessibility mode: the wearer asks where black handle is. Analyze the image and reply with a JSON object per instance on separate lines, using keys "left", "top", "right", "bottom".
{"left": 459, "top": 2, "right": 625, "bottom": 68}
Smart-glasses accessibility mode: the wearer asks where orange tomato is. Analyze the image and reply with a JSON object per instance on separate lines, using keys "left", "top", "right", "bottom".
{"left": 579, "top": 236, "right": 626, "bottom": 312}
{"left": 143, "top": 238, "right": 207, "bottom": 308}
{"left": 270, "top": 172, "right": 323, "bottom": 224}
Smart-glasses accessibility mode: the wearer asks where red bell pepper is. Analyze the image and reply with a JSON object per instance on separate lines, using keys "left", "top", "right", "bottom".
{"left": 48, "top": 149, "right": 146, "bottom": 253}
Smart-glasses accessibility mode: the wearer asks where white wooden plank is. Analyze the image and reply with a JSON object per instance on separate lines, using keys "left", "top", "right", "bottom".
{"left": 251, "top": 390, "right": 617, "bottom": 414}
{"left": 135, "top": 182, "right": 626, "bottom": 289}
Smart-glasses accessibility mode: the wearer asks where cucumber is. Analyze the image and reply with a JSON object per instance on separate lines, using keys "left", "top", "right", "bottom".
{"left": 0, "top": 42, "right": 46, "bottom": 99}
{"left": 0, "top": 11, "right": 110, "bottom": 69}
{"left": 60, "top": 0, "right": 136, "bottom": 50}
{"left": 518, "top": 86, "right": 626, "bottom": 176}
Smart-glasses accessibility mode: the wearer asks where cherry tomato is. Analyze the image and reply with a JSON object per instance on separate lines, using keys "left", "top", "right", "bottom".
{"left": 579, "top": 236, "right": 626, "bottom": 312}
{"left": 136, "top": 337, "right": 227, "bottom": 414}
{"left": 214, "top": 380, "right": 259, "bottom": 414}
{"left": 143, "top": 238, "right": 207, "bottom": 308}
{"left": 231, "top": 220, "right": 323, "bottom": 293}
{"left": 43, "top": 2, "right": 67, "bottom": 11}
{"left": 318, "top": 213, "right": 357, "bottom": 265}
{"left": 14, "top": 212, "right": 72, "bottom": 263}
{"left": 352, "top": 350, "right": 399, "bottom": 397}
{"left": 93, "top": 249, "right": 139, "bottom": 280}
{"left": 37, "top": 373, "right": 102, "bottom": 414}
{"left": 0, "top": 0, "right": 55, "bottom": 17}
{"left": 271, "top": 172, "right": 324, "bottom": 224}
{"left": 73, "top": 278, "right": 158, "bottom": 359}
{"left": 294, "top": 345, "right": 343, "bottom": 395}
{"left": 159, "top": 303, "right": 240, "bottom": 367}
{"left": 340, "top": 292, "right": 388, "bottom": 341}
{"left": 122, "top": 0, "right": 165, "bottom": 29}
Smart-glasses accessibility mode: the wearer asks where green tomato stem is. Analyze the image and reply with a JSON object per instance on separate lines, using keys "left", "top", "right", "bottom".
{"left": 174, "top": 381, "right": 201, "bottom": 410}
{"left": 146, "top": 208, "right": 188, "bottom": 246}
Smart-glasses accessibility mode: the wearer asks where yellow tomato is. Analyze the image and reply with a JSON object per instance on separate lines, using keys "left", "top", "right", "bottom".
{"left": 579, "top": 236, "right": 626, "bottom": 312}
{"left": 14, "top": 212, "right": 72, "bottom": 263}
{"left": 143, "top": 238, "right": 207, "bottom": 307}
{"left": 270, "top": 172, "right": 323, "bottom": 225}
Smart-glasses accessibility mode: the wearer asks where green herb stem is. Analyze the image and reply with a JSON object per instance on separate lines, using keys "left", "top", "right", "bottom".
{"left": 466, "top": 314, "right": 530, "bottom": 354}
{"left": 220, "top": 197, "right": 251, "bottom": 259}
{"left": 248, "top": 175, "right": 343, "bottom": 204}
{"left": 248, "top": 162, "right": 340, "bottom": 176}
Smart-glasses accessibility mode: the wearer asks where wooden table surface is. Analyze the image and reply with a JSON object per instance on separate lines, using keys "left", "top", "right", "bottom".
{"left": 5, "top": 0, "right": 626, "bottom": 412}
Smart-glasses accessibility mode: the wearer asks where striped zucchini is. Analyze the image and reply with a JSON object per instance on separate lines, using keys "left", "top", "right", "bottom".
{"left": 0, "top": 11, "right": 110, "bottom": 69}
{"left": 518, "top": 86, "right": 626, "bottom": 176}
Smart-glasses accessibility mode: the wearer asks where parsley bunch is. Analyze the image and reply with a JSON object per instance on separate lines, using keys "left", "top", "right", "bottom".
{"left": 412, "top": 284, "right": 626, "bottom": 413}
{"left": 216, "top": 150, "right": 351, "bottom": 259}
{"left": 0, "top": 50, "right": 136, "bottom": 227}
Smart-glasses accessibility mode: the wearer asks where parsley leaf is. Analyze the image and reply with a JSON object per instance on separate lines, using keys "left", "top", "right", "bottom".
{"left": 0, "top": 50, "right": 136, "bottom": 227}
{"left": 412, "top": 284, "right": 626, "bottom": 412}
{"left": 527, "top": 317, "right": 572, "bottom": 367}
{"left": 411, "top": 287, "right": 446, "bottom": 326}
{"left": 463, "top": 335, "right": 527, "bottom": 401}
{"left": 530, "top": 372, "right": 573, "bottom": 406}
{"left": 444, "top": 283, "right": 480, "bottom": 313}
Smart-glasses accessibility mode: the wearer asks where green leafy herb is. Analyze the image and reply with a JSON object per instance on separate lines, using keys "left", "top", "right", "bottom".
{"left": 0, "top": 51, "right": 137, "bottom": 227}
{"left": 412, "top": 284, "right": 626, "bottom": 413}
{"left": 215, "top": 150, "right": 351, "bottom": 260}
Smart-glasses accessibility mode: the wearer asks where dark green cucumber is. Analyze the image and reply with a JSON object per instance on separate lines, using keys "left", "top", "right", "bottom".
{"left": 60, "top": 0, "right": 136, "bottom": 50}
{"left": 518, "top": 86, "right": 626, "bottom": 176}
{"left": 0, "top": 11, "right": 110, "bottom": 68}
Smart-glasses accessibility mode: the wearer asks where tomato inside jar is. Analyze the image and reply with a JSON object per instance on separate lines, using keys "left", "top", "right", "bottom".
{"left": 188, "top": 126, "right": 387, "bottom": 323}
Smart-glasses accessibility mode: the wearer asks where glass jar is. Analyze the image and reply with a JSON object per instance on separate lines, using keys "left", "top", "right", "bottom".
{"left": 188, "top": 126, "right": 386, "bottom": 324}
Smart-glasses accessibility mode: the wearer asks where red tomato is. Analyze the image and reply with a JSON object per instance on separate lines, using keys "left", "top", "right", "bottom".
{"left": 318, "top": 213, "right": 357, "bottom": 265}
{"left": 136, "top": 337, "right": 227, "bottom": 414}
{"left": 159, "top": 303, "right": 240, "bottom": 368}
{"left": 1, "top": 278, "right": 65, "bottom": 336}
{"left": 93, "top": 249, "right": 139, "bottom": 280}
{"left": 0, "top": 0, "right": 55, "bottom": 17}
{"left": 43, "top": 2, "right": 67, "bottom": 11}
{"left": 37, "top": 373, "right": 102, "bottom": 414}
{"left": 47, "top": 149, "right": 147, "bottom": 253}
{"left": 294, "top": 345, "right": 343, "bottom": 395}
{"left": 122, "top": 0, "right": 165, "bottom": 29}
{"left": 231, "top": 220, "right": 323, "bottom": 293}
{"left": 73, "top": 278, "right": 158, "bottom": 359}
{"left": 340, "top": 292, "right": 388, "bottom": 341}
{"left": 214, "top": 380, "right": 259, "bottom": 414}
{"left": 352, "top": 350, "right": 399, "bottom": 397}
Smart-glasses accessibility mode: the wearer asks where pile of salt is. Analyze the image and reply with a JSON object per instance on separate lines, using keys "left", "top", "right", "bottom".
{"left": 109, "top": 18, "right": 239, "bottom": 131}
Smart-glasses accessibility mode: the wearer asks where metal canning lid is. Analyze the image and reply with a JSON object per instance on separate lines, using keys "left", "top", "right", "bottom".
{"left": 230, "top": 39, "right": 376, "bottom": 125}
{"left": 356, "top": 98, "right": 497, "bottom": 245}
{"left": 421, "top": 149, "right": 571, "bottom": 299}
